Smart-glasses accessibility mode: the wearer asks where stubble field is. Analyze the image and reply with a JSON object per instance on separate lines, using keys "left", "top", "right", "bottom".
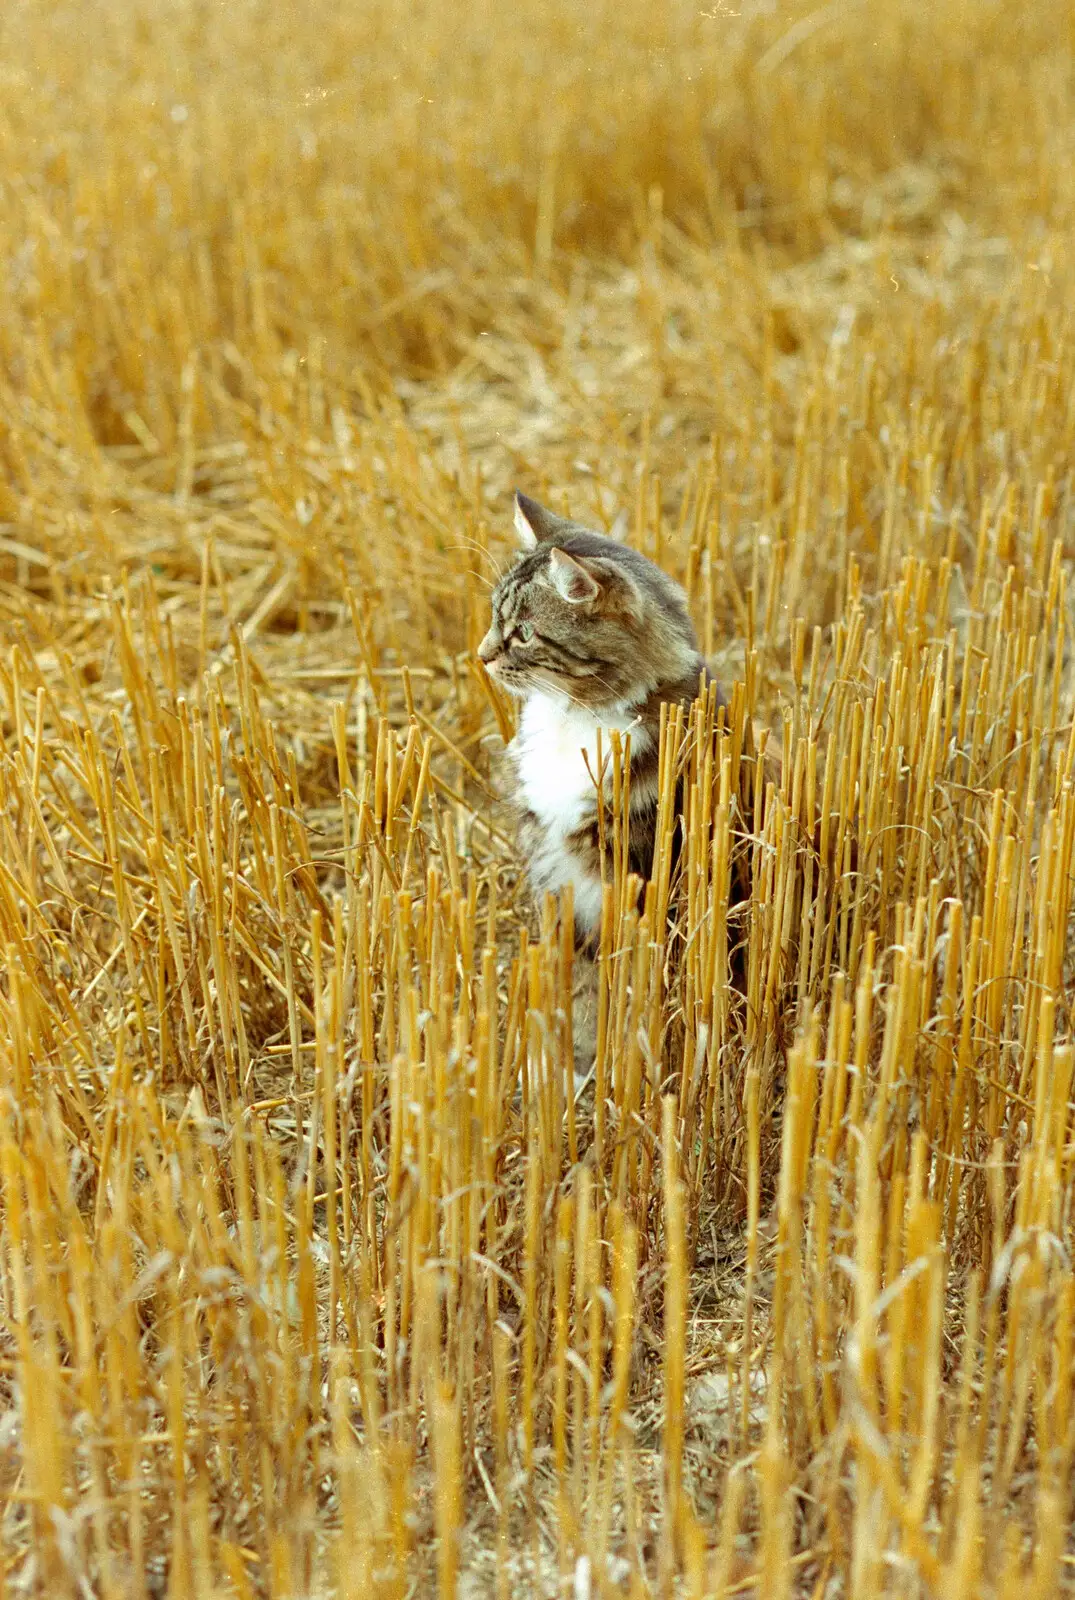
{"left": 2, "top": 1, "right": 1075, "bottom": 1594}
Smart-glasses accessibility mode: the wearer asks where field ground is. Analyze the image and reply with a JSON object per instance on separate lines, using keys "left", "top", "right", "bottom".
{"left": 2, "top": 0, "right": 1075, "bottom": 1594}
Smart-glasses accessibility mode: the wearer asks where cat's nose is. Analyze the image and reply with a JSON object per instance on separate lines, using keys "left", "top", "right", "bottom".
{"left": 477, "top": 630, "right": 500, "bottom": 664}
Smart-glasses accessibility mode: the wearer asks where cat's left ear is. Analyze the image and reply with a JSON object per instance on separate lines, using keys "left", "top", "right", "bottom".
{"left": 548, "top": 547, "right": 600, "bottom": 604}
{"left": 513, "top": 490, "right": 569, "bottom": 549}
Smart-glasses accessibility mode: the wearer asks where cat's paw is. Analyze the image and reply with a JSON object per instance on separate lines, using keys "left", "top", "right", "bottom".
{"left": 572, "top": 1058, "right": 596, "bottom": 1100}
{"left": 569, "top": 1062, "right": 595, "bottom": 1100}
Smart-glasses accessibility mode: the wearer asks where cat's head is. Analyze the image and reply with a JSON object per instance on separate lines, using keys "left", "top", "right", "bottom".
{"left": 477, "top": 491, "right": 701, "bottom": 708}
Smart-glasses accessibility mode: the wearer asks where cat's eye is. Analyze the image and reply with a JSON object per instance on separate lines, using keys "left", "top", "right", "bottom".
{"left": 515, "top": 621, "right": 535, "bottom": 643}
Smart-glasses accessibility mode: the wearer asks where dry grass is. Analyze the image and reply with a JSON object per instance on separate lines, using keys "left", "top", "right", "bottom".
{"left": 2, "top": 0, "right": 1075, "bottom": 1593}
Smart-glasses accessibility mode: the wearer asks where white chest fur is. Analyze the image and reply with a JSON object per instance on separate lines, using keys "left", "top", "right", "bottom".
{"left": 513, "top": 694, "right": 645, "bottom": 834}
{"left": 513, "top": 693, "right": 647, "bottom": 933}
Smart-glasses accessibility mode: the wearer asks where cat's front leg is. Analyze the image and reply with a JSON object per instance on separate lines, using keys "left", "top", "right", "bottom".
{"left": 570, "top": 945, "right": 600, "bottom": 1095}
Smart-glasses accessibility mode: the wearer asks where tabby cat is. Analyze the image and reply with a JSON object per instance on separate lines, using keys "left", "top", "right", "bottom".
{"left": 478, "top": 491, "right": 725, "bottom": 1075}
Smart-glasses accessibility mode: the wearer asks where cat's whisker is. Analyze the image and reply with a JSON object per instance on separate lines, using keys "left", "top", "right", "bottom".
{"left": 578, "top": 667, "right": 627, "bottom": 705}
{"left": 530, "top": 675, "right": 599, "bottom": 717}
{"left": 448, "top": 537, "right": 507, "bottom": 583}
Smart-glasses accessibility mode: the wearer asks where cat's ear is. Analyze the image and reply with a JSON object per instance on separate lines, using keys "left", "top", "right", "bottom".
{"left": 548, "top": 547, "right": 600, "bottom": 604}
{"left": 513, "top": 490, "right": 567, "bottom": 549}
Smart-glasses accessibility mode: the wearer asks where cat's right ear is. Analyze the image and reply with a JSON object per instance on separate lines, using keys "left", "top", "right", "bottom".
{"left": 513, "top": 490, "right": 565, "bottom": 549}
{"left": 547, "top": 547, "right": 600, "bottom": 604}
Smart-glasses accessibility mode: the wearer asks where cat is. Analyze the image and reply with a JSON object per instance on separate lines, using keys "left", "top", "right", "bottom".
{"left": 478, "top": 490, "right": 727, "bottom": 1082}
